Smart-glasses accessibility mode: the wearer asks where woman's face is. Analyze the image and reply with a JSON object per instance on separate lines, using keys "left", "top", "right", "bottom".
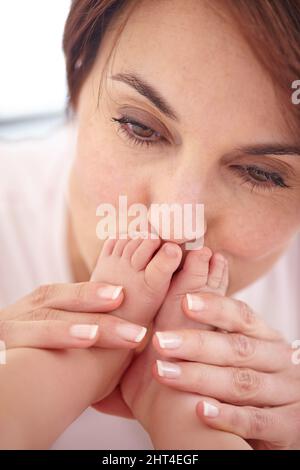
{"left": 68, "top": 0, "right": 300, "bottom": 295}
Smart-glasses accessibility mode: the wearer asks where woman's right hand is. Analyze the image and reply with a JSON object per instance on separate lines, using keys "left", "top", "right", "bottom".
{"left": 0, "top": 281, "right": 147, "bottom": 350}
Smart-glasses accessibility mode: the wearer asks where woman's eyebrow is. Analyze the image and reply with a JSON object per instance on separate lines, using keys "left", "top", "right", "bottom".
{"left": 110, "top": 72, "right": 179, "bottom": 122}
{"left": 234, "top": 144, "right": 300, "bottom": 158}
{"left": 109, "top": 73, "right": 300, "bottom": 159}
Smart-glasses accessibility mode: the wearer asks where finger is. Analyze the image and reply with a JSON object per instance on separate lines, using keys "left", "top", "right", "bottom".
{"left": 153, "top": 360, "right": 296, "bottom": 406}
{"left": 196, "top": 400, "right": 291, "bottom": 446}
{"left": 183, "top": 292, "right": 282, "bottom": 341}
{"left": 153, "top": 329, "right": 290, "bottom": 372}
{"left": 22, "top": 282, "right": 124, "bottom": 313}
{"left": 0, "top": 317, "right": 147, "bottom": 350}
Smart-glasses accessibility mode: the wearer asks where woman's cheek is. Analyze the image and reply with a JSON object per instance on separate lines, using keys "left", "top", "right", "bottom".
{"left": 69, "top": 144, "right": 151, "bottom": 269}
{"left": 217, "top": 206, "right": 297, "bottom": 260}
{"left": 75, "top": 125, "right": 148, "bottom": 204}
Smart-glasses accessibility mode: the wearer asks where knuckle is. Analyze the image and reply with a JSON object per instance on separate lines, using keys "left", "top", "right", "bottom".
{"left": 30, "top": 284, "right": 57, "bottom": 306}
{"left": 30, "top": 307, "right": 59, "bottom": 322}
{"left": 229, "top": 408, "right": 243, "bottom": 430}
{"left": 232, "top": 367, "right": 261, "bottom": 400}
{"left": 72, "top": 283, "right": 88, "bottom": 306}
{"left": 248, "top": 407, "right": 271, "bottom": 437}
{"left": 230, "top": 334, "right": 256, "bottom": 362}
{"left": 237, "top": 300, "right": 256, "bottom": 330}
{"left": 211, "top": 296, "right": 225, "bottom": 324}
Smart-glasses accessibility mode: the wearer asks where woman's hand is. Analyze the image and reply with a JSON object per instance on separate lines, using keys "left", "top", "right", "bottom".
{"left": 0, "top": 282, "right": 147, "bottom": 351}
{"left": 152, "top": 292, "right": 300, "bottom": 450}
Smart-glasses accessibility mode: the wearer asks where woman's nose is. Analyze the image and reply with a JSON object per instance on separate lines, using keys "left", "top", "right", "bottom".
{"left": 148, "top": 172, "right": 208, "bottom": 247}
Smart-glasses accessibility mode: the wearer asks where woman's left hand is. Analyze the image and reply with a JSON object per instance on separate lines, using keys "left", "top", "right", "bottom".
{"left": 152, "top": 292, "right": 300, "bottom": 450}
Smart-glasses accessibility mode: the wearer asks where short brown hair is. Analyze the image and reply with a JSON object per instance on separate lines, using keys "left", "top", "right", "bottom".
{"left": 63, "top": 0, "right": 300, "bottom": 140}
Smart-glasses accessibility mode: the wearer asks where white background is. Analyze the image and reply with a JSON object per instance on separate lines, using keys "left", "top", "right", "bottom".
{"left": 0, "top": 0, "right": 70, "bottom": 122}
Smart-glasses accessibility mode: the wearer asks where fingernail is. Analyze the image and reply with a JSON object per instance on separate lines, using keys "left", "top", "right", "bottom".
{"left": 156, "top": 332, "right": 182, "bottom": 349}
{"left": 115, "top": 323, "right": 147, "bottom": 343}
{"left": 186, "top": 293, "right": 205, "bottom": 311}
{"left": 164, "top": 243, "right": 180, "bottom": 258}
{"left": 156, "top": 360, "right": 181, "bottom": 378}
{"left": 70, "top": 324, "right": 99, "bottom": 340}
{"left": 97, "top": 285, "right": 123, "bottom": 300}
{"left": 203, "top": 401, "right": 219, "bottom": 418}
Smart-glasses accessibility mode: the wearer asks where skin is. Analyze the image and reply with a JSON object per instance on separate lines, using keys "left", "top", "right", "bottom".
{"left": 64, "top": 0, "right": 300, "bottom": 448}
{"left": 1, "top": 0, "right": 299, "bottom": 450}
{"left": 67, "top": 0, "right": 300, "bottom": 295}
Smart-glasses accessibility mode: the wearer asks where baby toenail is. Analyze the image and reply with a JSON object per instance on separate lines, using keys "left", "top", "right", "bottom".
{"left": 186, "top": 293, "right": 205, "bottom": 311}
{"left": 164, "top": 243, "right": 180, "bottom": 257}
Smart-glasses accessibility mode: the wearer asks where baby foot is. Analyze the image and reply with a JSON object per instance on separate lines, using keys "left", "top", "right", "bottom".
{"left": 86, "top": 235, "right": 183, "bottom": 403}
{"left": 120, "top": 247, "right": 229, "bottom": 424}
{"left": 91, "top": 235, "right": 182, "bottom": 329}
{"left": 153, "top": 247, "right": 228, "bottom": 331}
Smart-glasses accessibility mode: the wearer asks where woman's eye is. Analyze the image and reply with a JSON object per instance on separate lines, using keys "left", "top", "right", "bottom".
{"left": 111, "top": 117, "right": 290, "bottom": 192}
{"left": 111, "top": 115, "right": 166, "bottom": 148}
{"left": 230, "top": 164, "right": 289, "bottom": 191}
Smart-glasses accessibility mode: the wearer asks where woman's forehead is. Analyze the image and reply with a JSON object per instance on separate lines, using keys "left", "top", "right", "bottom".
{"left": 99, "top": 0, "right": 290, "bottom": 140}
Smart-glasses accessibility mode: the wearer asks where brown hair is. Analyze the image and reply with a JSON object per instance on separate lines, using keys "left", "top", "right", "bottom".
{"left": 62, "top": 0, "right": 300, "bottom": 139}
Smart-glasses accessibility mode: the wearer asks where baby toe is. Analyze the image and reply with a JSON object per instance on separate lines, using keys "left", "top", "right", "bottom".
{"left": 122, "top": 237, "right": 144, "bottom": 260}
{"left": 131, "top": 236, "right": 161, "bottom": 271}
{"left": 207, "top": 253, "right": 226, "bottom": 291}
{"left": 172, "top": 246, "right": 212, "bottom": 294}
{"left": 218, "top": 257, "right": 229, "bottom": 296}
{"left": 100, "top": 237, "right": 117, "bottom": 258}
{"left": 144, "top": 242, "right": 182, "bottom": 292}
{"left": 112, "top": 238, "right": 131, "bottom": 257}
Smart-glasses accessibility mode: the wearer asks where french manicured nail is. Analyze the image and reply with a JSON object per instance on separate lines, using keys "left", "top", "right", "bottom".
{"left": 156, "top": 360, "right": 181, "bottom": 378}
{"left": 70, "top": 324, "right": 99, "bottom": 340}
{"left": 203, "top": 401, "right": 219, "bottom": 418}
{"left": 116, "top": 324, "right": 147, "bottom": 343}
{"left": 97, "top": 285, "right": 123, "bottom": 300}
{"left": 164, "top": 243, "right": 181, "bottom": 258}
{"left": 186, "top": 293, "right": 205, "bottom": 311}
{"left": 156, "top": 332, "right": 182, "bottom": 349}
